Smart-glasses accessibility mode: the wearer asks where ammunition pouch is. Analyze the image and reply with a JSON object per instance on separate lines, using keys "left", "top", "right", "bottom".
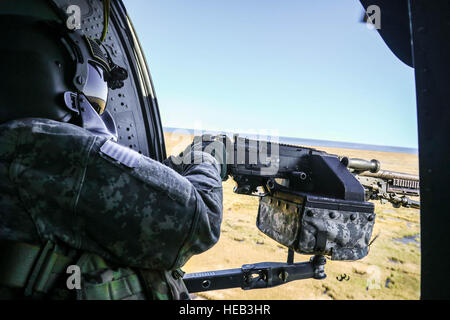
{"left": 257, "top": 192, "right": 376, "bottom": 261}
{"left": 73, "top": 254, "right": 190, "bottom": 300}
{"left": 75, "top": 253, "right": 146, "bottom": 300}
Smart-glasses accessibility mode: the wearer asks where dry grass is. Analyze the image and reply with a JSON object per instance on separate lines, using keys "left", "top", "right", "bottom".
{"left": 164, "top": 132, "right": 420, "bottom": 300}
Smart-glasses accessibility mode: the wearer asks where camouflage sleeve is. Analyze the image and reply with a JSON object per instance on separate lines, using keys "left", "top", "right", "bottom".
{"left": 7, "top": 119, "right": 223, "bottom": 270}
{"left": 162, "top": 153, "right": 223, "bottom": 267}
{"left": 75, "top": 139, "right": 223, "bottom": 270}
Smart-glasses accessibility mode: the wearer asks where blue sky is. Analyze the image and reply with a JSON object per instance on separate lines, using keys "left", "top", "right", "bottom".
{"left": 125, "top": 0, "right": 418, "bottom": 148}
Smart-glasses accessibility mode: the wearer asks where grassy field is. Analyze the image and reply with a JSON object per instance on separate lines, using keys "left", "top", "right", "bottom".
{"left": 164, "top": 132, "right": 421, "bottom": 300}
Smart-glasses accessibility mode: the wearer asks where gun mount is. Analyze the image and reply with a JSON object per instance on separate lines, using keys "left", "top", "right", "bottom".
{"left": 184, "top": 255, "right": 326, "bottom": 293}
{"left": 183, "top": 135, "right": 377, "bottom": 293}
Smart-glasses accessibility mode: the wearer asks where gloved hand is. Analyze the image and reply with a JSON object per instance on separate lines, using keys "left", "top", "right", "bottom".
{"left": 177, "top": 134, "right": 230, "bottom": 181}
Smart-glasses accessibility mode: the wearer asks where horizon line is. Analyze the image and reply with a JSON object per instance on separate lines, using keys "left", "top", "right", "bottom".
{"left": 162, "top": 126, "right": 419, "bottom": 154}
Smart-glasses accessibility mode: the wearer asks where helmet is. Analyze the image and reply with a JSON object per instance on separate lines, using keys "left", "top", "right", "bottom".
{"left": 0, "top": 5, "right": 127, "bottom": 139}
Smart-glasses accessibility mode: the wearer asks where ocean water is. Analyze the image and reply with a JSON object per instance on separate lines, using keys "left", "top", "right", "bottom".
{"left": 163, "top": 127, "right": 418, "bottom": 155}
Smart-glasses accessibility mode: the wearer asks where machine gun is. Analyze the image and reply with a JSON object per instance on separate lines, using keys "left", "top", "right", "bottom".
{"left": 341, "top": 157, "right": 421, "bottom": 209}
{"left": 183, "top": 135, "right": 376, "bottom": 293}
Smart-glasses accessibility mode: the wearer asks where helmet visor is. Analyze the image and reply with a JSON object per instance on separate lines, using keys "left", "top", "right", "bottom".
{"left": 84, "top": 62, "right": 108, "bottom": 114}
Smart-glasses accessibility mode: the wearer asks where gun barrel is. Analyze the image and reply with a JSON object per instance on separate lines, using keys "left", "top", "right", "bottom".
{"left": 409, "top": 199, "right": 421, "bottom": 209}
{"left": 341, "top": 157, "right": 380, "bottom": 173}
{"left": 361, "top": 170, "right": 420, "bottom": 182}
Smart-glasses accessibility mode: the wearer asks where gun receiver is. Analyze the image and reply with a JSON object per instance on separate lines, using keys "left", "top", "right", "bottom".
{"left": 341, "top": 157, "right": 421, "bottom": 209}
{"left": 222, "top": 135, "right": 367, "bottom": 201}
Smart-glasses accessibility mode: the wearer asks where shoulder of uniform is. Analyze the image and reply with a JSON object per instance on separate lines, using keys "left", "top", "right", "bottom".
{"left": 99, "top": 139, "right": 141, "bottom": 168}
{"left": 2, "top": 118, "right": 99, "bottom": 140}
{"left": 1, "top": 118, "right": 83, "bottom": 132}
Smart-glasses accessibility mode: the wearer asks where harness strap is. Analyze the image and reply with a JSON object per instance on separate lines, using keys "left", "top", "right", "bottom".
{"left": 0, "top": 240, "right": 73, "bottom": 296}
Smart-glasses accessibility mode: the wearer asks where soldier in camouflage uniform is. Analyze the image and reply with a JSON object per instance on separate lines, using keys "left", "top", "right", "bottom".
{"left": 0, "top": 3, "right": 224, "bottom": 300}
